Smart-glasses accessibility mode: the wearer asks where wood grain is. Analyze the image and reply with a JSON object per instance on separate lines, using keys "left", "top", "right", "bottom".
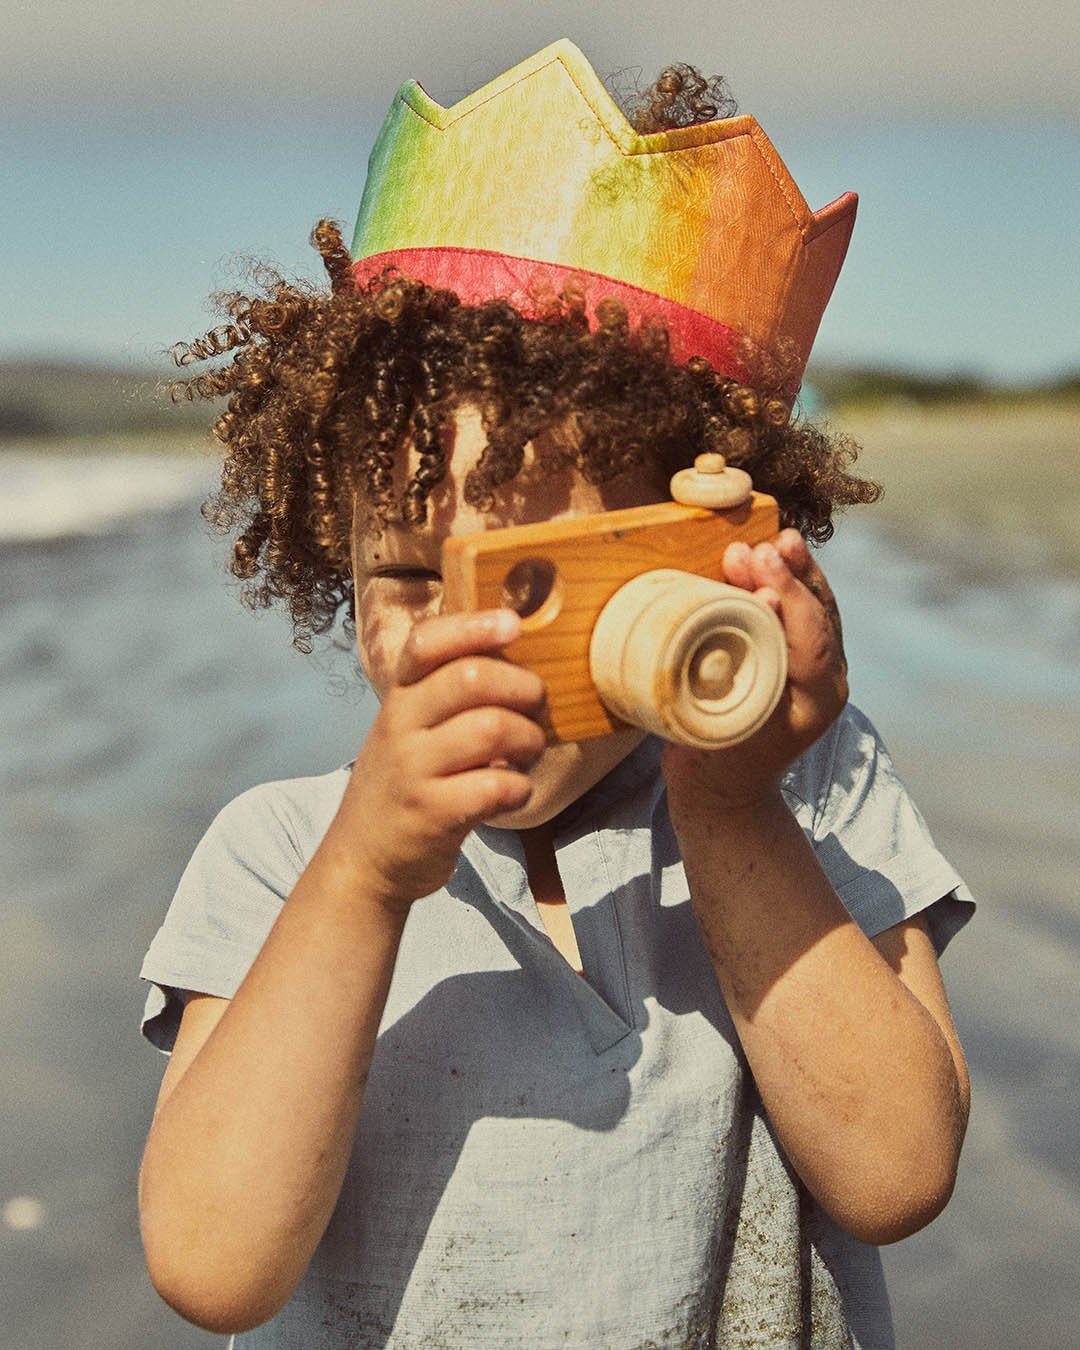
{"left": 443, "top": 493, "right": 779, "bottom": 741}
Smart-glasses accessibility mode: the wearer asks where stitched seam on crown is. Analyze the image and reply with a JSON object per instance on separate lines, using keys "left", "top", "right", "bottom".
{"left": 400, "top": 53, "right": 748, "bottom": 161}
{"left": 554, "top": 60, "right": 752, "bottom": 159}
{"left": 808, "top": 203, "right": 855, "bottom": 241}
{"left": 402, "top": 56, "right": 567, "bottom": 132}
{"left": 745, "top": 125, "right": 805, "bottom": 233}
{"left": 558, "top": 61, "right": 641, "bottom": 153}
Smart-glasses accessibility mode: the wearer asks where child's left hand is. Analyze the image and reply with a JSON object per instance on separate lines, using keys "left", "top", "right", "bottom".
{"left": 662, "top": 529, "right": 848, "bottom": 813}
{"left": 660, "top": 533, "right": 970, "bottom": 1250}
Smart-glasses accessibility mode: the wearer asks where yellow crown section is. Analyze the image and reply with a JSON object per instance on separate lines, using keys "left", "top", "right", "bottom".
{"left": 352, "top": 40, "right": 856, "bottom": 380}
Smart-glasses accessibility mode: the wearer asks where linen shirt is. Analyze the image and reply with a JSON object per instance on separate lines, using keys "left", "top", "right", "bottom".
{"left": 141, "top": 704, "right": 972, "bottom": 1348}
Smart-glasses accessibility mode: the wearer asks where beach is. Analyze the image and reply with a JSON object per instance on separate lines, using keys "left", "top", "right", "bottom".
{"left": 820, "top": 403, "right": 1080, "bottom": 1346}
{"left": 2, "top": 404, "right": 1078, "bottom": 1348}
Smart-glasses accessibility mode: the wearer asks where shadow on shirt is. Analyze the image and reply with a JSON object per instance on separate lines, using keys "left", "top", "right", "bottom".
{"left": 279, "top": 825, "right": 899, "bottom": 1346}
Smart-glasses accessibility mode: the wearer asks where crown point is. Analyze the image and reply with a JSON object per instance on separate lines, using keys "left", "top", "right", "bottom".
{"left": 352, "top": 43, "right": 856, "bottom": 389}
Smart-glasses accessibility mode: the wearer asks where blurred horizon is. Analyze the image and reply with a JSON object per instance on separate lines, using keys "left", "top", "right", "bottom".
{"left": 3, "top": 1, "right": 1078, "bottom": 384}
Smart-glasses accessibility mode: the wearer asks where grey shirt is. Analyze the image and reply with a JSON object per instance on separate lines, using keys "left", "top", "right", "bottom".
{"left": 141, "top": 704, "right": 972, "bottom": 1348}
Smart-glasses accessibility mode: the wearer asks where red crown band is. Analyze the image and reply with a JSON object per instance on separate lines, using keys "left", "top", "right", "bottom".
{"left": 352, "top": 247, "right": 751, "bottom": 381}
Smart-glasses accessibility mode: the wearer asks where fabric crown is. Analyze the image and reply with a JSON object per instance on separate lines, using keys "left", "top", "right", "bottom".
{"left": 350, "top": 39, "right": 857, "bottom": 389}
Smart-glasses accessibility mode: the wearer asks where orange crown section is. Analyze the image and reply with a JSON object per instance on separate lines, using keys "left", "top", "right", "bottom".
{"left": 351, "top": 39, "right": 856, "bottom": 385}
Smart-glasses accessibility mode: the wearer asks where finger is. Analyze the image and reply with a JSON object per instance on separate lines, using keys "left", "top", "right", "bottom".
{"left": 411, "top": 655, "right": 546, "bottom": 731}
{"left": 748, "top": 541, "right": 828, "bottom": 619}
{"left": 396, "top": 609, "right": 521, "bottom": 687}
{"left": 723, "top": 538, "right": 822, "bottom": 637}
{"left": 746, "top": 541, "right": 801, "bottom": 596}
{"left": 423, "top": 706, "right": 548, "bottom": 776}
{"left": 774, "top": 531, "right": 845, "bottom": 653}
{"left": 721, "top": 540, "right": 756, "bottom": 591}
{"left": 746, "top": 543, "right": 835, "bottom": 658}
{"left": 428, "top": 765, "right": 535, "bottom": 831}
{"left": 773, "top": 528, "right": 812, "bottom": 580}
{"left": 775, "top": 530, "right": 836, "bottom": 608}
{"left": 742, "top": 547, "right": 847, "bottom": 707}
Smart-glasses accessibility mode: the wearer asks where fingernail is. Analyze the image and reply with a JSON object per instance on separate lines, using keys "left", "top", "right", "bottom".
{"left": 759, "top": 543, "right": 783, "bottom": 572}
{"left": 484, "top": 609, "right": 521, "bottom": 642}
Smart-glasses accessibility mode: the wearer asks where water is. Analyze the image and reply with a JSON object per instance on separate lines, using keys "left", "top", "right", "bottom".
{"left": 2, "top": 452, "right": 368, "bottom": 1350}
{"left": 1, "top": 450, "right": 214, "bottom": 543}
{"left": 2, "top": 451, "right": 1078, "bottom": 1349}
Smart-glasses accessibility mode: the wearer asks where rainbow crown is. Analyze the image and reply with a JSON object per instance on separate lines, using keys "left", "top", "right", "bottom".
{"left": 351, "top": 39, "right": 857, "bottom": 388}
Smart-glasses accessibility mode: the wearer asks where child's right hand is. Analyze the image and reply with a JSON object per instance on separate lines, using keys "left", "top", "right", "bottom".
{"left": 140, "top": 610, "right": 545, "bottom": 1328}
{"left": 331, "top": 609, "right": 547, "bottom": 912}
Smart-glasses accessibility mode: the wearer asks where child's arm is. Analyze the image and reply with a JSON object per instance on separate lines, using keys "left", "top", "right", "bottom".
{"left": 664, "top": 530, "right": 970, "bottom": 1246}
{"left": 139, "top": 609, "right": 545, "bottom": 1334}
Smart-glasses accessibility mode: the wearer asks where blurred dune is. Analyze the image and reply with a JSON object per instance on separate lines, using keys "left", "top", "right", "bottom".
{"left": 0, "top": 362, "right": 212, "bottom": 442}
{"left": 834, "top": 401, "right": 1080, "bottom": 579}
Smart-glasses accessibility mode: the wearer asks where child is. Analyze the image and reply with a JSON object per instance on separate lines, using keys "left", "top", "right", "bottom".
{"left": 139, "top": 41, "right": 973, "bottom": 1348}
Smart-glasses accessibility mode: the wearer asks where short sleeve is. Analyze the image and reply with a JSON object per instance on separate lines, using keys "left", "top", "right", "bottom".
{"left": 782, "top": 704, "right": 974, "bottom": 952}
{"left": 139, "top": 768, "right": 348, "bottom": 1051}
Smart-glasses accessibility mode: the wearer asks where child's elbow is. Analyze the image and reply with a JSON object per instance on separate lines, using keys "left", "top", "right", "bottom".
{"left": 143, "top": 1228, "right": 297, "bottom": 1334}
{"left": 833, "top": 1155, "right": 960, "bottom": 1247}
{"left": 147, "top": 1262, "right": 292, "bottom": 1335}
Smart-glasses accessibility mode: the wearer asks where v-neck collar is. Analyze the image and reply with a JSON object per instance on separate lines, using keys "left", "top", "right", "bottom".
{"left": 458, "top": 741, "right": 664, "bottom": 1052}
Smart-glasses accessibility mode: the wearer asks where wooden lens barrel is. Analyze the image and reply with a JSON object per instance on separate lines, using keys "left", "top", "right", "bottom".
{"left": 589, "top": 570, "right": 787, "bottom": 748}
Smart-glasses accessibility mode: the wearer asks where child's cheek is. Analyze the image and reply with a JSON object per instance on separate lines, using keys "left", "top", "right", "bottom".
{"left": 354, "top": 587, "right": 409, "bottom": 700}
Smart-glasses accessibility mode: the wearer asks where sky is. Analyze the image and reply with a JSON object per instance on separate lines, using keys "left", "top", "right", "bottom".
{"left": 3, "top": 0, "right": 1078, "bottom": 383}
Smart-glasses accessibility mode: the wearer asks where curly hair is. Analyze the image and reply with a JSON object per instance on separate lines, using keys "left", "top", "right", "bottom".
{"left": 171, "top": 65, "right": 879, "bottom": 650}
{"left": 626, "top": 62, "right": 738, "bottom": 133}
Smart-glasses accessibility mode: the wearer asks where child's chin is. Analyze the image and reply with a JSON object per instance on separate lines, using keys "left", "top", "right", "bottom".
{"left": 482, "top": 801, "right": 557, "bottom": 831}
{"left": 482, "top": 787, "right": 573, "bottom": 831}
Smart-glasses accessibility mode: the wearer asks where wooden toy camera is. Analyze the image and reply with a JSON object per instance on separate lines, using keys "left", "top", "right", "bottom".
{"left": 442, "top": 455, "right": 788, "bottom": 748}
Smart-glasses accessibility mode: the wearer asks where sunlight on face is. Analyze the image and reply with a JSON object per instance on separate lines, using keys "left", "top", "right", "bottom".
{"left": 350, "top": 405, "right": 667, "bottom": 828}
